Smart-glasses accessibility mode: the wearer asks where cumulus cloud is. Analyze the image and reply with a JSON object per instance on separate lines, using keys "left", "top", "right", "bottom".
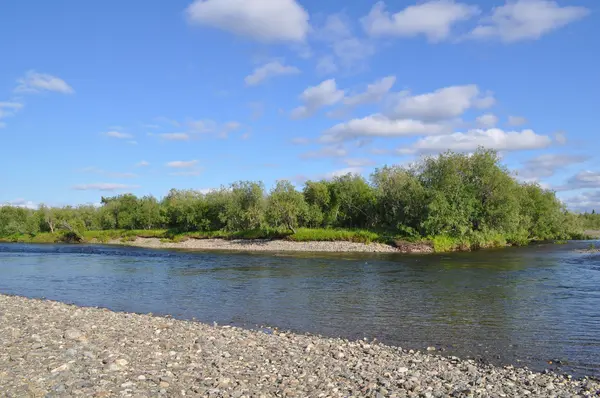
{"left": 518, "top": 154, "right": 589, "bottom": 180}
{"left": 362, "top": 0, "right": 479, "bottom": 42}
{"left": 105, "top": 131, "right": 133, "bottom": 139}
{"left": 389, "top": 84, "right": 494, "bottom": 121}
{"left": 343, "top": 76, "right": 396, "bottom": 107}
{"left": 476, "top": 113, "right": 499, "bottom": 128}
{"left": 301, "top": 146, "right": 347, "bottom": 159}
{"left": 471, "top": 0, "right": 589, "bottom": 42}
{"left": 166, "top": 160, "right": 199, "bottom": 168}
{"left": 321, "top": 114, "right": 450, "bottom": 143}
{"left": 291, "top": 79, "right": 345, "bottom": 119}
{"left": 15, "top": 71, "right": 74, "bottom": 94}
{"left": 245, "top": 61, "right": 300, "bottom": 86}
{"left": 314, "top": 13, "right": 376, "bottom": 73}
{"left": 72, "top": 183, "right": 139, "bottom": 191}
{"left": 398, "top": 128, "right": 552, "bottom": 154}
{"left": 558, "top": 171, "right": 600, "bottom": 191}
{"left": 563, "top": 191, "right": 600, "bottom": 213}
{"left": 136, "top": 161, "right": 150, "bottom": 167}
{"left": 186, "top": 0, "right": 310, "bottom": 42}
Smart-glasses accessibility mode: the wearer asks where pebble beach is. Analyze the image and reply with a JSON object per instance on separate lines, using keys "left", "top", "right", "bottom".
{"left": 1, "top": 295, "right": 598, "bottom": 397}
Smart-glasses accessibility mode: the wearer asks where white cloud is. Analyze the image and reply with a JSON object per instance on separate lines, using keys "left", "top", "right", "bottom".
{"left": 72, "top": 183, "right": 139, "bottom": 191}
{"left": 317, "top": 14, "right": 375, "bottom": 72}
{"left": 0, "top": 102, "right": 24, "bottom": 126}
{"left": 0, "top": 101, "right": 24, "bottom": 111}
{"left": 316, "top": 56, "right": 338, "bottom": 75}
{"left": 559, "top": 171, "right": 600, "bottom": 191}
{"left": 186, "top": 0, "right": 310, "bottom": 42}
{"left": 321, "top": 114, "right": 449, "bottom": 143}
{"left": 15, "top": 71, "right": 74, "bottom": 94}
{"left": 563, "top": 191, "right": 600, "bottom": 213}
{"left": 301, "top": 146, "right": 347, "bottom": 159}
{"left": 508, "top": 115, "right": 528, "bottom": 126}
{"left": 240, "top": 132, "right": 251, "bottom": 140}
{"left": 160, "top": 133, "right": 190, "bottom": 141}
{"left": 476, "top": 113, "right": 499, "bottom": 128}
{"left": 105, "top": 131, "right": 133, "bottom": 139}
{"left": 325, "top": 167, "right": 363, "bottom": 179}
{"left": 188, "top": 119, "right": 217, "bottom": 133}
{"left": 166, "top": 160, "right": 199, "bottom": 168}
{"left": 2, "top": 199, "right": 37, "bottom": 209}
{"left": 136, "top": 161, "right": 150, "bottom": 167}
{"left": 343, "top": 158, "right": 376, "bottom": 167}
{"left": 344, "top": 76, "right": 396, "bottom": 107}
{"left": 400, "top": 128, "right": 552, "bottom": 154}
{"left": 471, "top": 0, "right": 589, "bottom": 42}
{"left": 389, "top": 84, "right": 494, "bottom": 121}
{"left": 245, "top": 61, "right": 300, "bottom": 86}
{"left": 362, "top": 0, "right": 479, "bottom": 42}
{"left": 518, "top": 153, "right": 589, "bottom": 180}
{"left": 291, "top": 79, "right": 345, "bottom": 119}
{"left": 555, "top": 131, "right": 567, "bottom": 145}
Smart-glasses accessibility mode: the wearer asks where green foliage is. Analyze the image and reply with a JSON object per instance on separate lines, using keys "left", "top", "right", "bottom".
{"left": 431, "top": 235, "right": 459, "bottom": 253}
{"left": 0, "top": 148, "right": 586, "bottom": 250}
{"left": 288, "top": 228, "right": 381, "bottom": 244}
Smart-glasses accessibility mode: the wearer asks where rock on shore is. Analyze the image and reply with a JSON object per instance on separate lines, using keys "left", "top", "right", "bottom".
{"left": 1, "top": 295, "right": 598, "bottom": 397}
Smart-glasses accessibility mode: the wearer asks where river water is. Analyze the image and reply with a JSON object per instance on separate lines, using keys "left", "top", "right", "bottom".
{"left": 1, "top": 242, "right": 599, "bottom": 377}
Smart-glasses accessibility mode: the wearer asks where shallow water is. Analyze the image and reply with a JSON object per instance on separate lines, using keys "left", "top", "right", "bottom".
{"left": 1, "top": 241, "right": 599, "bottom": 377}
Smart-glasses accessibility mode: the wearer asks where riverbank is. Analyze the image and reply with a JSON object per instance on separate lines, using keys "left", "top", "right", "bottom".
{"left": 1, "top": 295, "right": 598, "bottom": 397}
{"left": 106, "top": 236, "right": 428, "bottom": 253}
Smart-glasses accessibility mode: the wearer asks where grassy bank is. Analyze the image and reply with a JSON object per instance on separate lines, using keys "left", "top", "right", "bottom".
{"left": 0, "top": 228, "right": 590, "bottom": 253}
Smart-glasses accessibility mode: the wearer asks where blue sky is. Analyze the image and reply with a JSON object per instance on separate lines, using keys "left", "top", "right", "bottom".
{"left": 0, "top": 0, "right": 598, "bottom": 211}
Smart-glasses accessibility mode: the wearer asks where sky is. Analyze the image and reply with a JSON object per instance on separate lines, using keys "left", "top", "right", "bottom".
{"left": 0, "top": 0, "right": 598, "bottom": 211}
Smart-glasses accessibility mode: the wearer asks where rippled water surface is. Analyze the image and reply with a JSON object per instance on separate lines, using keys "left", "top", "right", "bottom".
{"left": 1, "top": 242, "right": 599, "bottom": 377}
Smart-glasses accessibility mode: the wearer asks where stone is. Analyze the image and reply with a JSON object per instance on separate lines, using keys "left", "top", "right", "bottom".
{"left": 64, "top": 329, "right": 84, "bottom": 341}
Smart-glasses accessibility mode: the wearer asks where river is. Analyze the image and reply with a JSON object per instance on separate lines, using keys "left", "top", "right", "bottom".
{"left": 1, "top": 241, "right": 599, "bottom": 377}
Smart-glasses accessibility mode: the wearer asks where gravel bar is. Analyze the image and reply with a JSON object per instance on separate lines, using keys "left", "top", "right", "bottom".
{"left": 107, "top": 237, "right": 432, "bottom": 254}
{"left": 1, "top": 295, "right": 598, "bottom": 397}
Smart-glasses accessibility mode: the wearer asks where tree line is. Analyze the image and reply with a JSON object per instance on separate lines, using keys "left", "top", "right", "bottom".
{"left": 0, "top": 149, "right": 585, "bottom": 245}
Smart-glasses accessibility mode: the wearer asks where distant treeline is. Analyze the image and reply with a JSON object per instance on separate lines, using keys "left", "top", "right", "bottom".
{"left": 580, "top": 211, "right": 600, "bottom": 230}
{"left": 0, "top": 149, "right": 587, "bottom": 247}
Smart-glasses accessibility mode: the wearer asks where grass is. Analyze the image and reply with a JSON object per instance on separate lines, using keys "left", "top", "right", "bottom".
{"left": 287, "top": 228, "right": 383, "bottom": 244}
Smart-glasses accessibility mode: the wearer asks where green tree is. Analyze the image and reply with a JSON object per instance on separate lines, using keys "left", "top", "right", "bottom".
{"left": 266, "top": 180, "right": 307, "bottom": 233}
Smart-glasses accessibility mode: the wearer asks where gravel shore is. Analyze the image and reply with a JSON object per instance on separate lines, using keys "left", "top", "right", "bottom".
{"left": 1, "top": 295, "right": 598, "bottom": 397}
{"left": 107, "top": 237, "right": 429, "bottom": 254}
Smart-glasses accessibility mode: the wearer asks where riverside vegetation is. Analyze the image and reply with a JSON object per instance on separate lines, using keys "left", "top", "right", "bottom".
{"left": 0, "top": 149, "right": 592, "bottom": 252}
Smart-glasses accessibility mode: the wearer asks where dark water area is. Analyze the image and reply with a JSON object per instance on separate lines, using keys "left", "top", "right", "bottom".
{"left": 1, "top": 242, "right": 599, "bottom": 377}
